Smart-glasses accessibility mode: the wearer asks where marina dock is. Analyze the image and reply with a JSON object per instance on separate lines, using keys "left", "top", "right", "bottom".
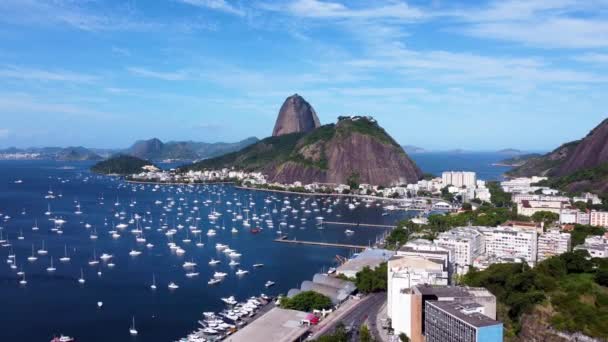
{"left": 323, "top": 221, "right": 397, "bottom": 229}
{"left": 274, "top": 236, "right": 368, "bottom": 250}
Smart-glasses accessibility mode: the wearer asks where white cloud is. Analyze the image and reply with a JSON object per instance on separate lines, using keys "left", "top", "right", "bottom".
{"left": 265, "top": 0, "right": 425, "bottom": 20}
{"left": 176, "top": 0, "right": 245, "bottom": 16}
{"left": 127, "top": 67, "right": 192, "bottom": 81}
{"left": 574, "top": 53, "right": 608, "bottom": 64}
{"left": 451, "top": 0, "right": 608, "bottom": 48}
{"left": 0, "top": 128, "right": 9, "bottom": 138}
{"left": 0, "top": 65, "right": 97, "bottom": 83}
{"left": 0, "top": 93, "right": 113, "bottom": 118}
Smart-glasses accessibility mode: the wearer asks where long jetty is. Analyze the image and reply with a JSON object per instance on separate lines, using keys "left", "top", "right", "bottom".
{"left": 274, "top": 236, "right": 367, "bottom": 250}
{"left": 323, "top": 221, "right": 396, "bottom": 229}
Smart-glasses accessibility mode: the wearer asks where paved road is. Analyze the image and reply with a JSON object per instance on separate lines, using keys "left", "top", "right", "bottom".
{"left": 315, "top": 292, "right": 386, "bottom": 341}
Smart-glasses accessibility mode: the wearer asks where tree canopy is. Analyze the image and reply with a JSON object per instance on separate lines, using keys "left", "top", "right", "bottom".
{"left": 280, "top": 291, "right": 333, "bottom": 312}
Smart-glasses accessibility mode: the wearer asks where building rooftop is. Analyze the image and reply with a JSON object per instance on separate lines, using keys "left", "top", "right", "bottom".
{"left": 336, "top": 248, "right": 395, "bottom": 275}
{"left": 413, "top": 285, "right": 494, "bottom": 299}
{"left": 427, "top": 300, "right": 501, "bottom": 328}
{"left": 226, "top": 307, "right": 309, "bottom": 342}
{"left": 389, "top": 255, "right": 445, "bottom": 272}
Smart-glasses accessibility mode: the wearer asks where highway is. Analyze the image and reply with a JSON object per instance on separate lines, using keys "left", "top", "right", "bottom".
{"left": 311, "top": 292, "right": 387, "bottom": 341}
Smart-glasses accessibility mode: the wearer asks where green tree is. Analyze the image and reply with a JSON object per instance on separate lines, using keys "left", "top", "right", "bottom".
{"left": 316, "top": 322, "right": 348, "bottom": 342}
{"left": 355, "top": 263, "right": 388, "bottom": 293}
{"left": 280, "top": 291, "right": 332, "bottom": 312}
{"left": 399, "top": 333, "right": 410, "bottom": 342}
{"left": 531, "top": 211, "right": 560, "bottom": 226}
{"left": 347, "top": 172, "right": 360, "bottom": 190}
{"left": 359, "top": 324, "right": 374, "bottom": 342}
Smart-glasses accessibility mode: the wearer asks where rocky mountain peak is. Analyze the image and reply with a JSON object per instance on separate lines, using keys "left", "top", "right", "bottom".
{"left": 556, "top": 118, "right": 608, "bottom": 176}
{"left": 272, "top": 94, "right": 321, "bottom": 137}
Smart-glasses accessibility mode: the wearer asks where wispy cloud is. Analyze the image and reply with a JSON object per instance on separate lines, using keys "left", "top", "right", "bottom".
{"left": 127, "top": 67, "right": 192, "bottom": 81}
{"left": 176, "top": 0, "right": 245, "bottom": 16}
{"left": 0, "top": 65, "right": 97, "bottom": 83}
{"left": 451, "top": 0, "right": 608, "bottom": 49}
{"left": 0, "top": 93, "right": 113, "bottom": 118}
{"left": 0, "top": 128, "right": 9, "bottom": 139}
{"left": 574, "top": 53, "right": 608, "bottom": 64}
{"left": 263, "top": 0, "right": 425, "bottom": 21}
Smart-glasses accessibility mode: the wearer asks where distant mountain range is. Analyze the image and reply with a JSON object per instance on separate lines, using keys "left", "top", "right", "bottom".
{"left": 125, "top": 137, "right": 259, "bottom": 161}
{"left": 0, "top": 137, "right": 259, "bottom": 161}
{"left": 0, "top": 146, "right": 103, "bottom": 161}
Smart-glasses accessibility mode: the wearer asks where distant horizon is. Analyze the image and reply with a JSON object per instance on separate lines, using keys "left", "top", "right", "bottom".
{"left": 1, "top": 1, "right": 607, "bottom": 151}
{"left": 0, "top": 138, "right": 548, "bottom": 155}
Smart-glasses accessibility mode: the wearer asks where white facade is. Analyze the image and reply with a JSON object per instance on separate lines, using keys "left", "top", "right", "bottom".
{"left": 590, "top": 211, "right": 608, "bottom": 228}
{"left": 517, "top": 200, "right": 564, "bottom": 217}
{"left": 479, "top": 226, "right": 538, "bottom": 265}
{"left": 574, "top": 235, "right": 608, "bottom": 258}
{"left": 537, "top": 229, "right": 571, "bottom": 262}
{"left": 442, "top": 171, "right": 477, "bottom": 188}
{"left": 435, "top": 227, "right": 485, "bottom": 273}
{"left": 560, "top": 209, "right": 579, "bottom": 224}
{"left": 387, "top": 256, "right": 448, "bottom": 337}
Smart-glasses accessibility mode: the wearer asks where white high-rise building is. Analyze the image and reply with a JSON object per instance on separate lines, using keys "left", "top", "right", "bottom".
{"left": 537, "top": 229, "right": 571, "bottom": 262}
{"left": 590, "top": 211, "right": 608, "bottom": 228}
{"left": 479, "top": 226, "right": 538, "bottom": 265}
{"left": 387, "top": 256, "right": 449, "bottom": 338}
{"left": 435, "top": 227, "right": 485, "bottom": 274}
{"left": 442, "top": 171, "right": 477, "bottom": 188}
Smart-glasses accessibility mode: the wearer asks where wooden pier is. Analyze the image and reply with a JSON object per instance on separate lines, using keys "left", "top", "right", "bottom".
{"left": 274, "top": 236, "right": 367, "bottom": 250}
{"left": 323, "top": 221, "right": 396, "bottom": 229}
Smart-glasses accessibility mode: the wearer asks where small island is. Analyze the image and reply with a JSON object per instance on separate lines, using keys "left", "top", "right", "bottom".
{"left": 90, "top": 154, "right": 156, "bottom": 175}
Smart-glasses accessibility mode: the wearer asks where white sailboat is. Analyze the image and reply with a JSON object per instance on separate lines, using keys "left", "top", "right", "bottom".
{"left": 46, "top": 257, "right": 56, "bottom": 272}
{"left": 27, "top": 245, "right": 37, "bottom": 262}
{"left": 150, "top": 274, "right": 157, "bottom": 290}
{"left": 129, "top": 317, "right": 138, "bottom": 336}
{"left": 59, "top": 244, "right": 70, "bottom": 262}
{"left": 78, "top": 268, "right": 86, "bottom": 284}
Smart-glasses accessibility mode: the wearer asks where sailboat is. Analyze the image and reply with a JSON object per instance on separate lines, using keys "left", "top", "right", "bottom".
{"left": 27, "top": 245, "right": 37, "bottom": 262}
{"left": 78, "top": 268, "right": 85, "bottom": 284}
{"left": 46, "top": 257, "right": 56, "bottom": 272}
{"left": 129, "top": 317, "right": 138, "bottom": 336}
{"left": 59, "top": 245, "right": 70, "bottom": 262}
{"left": 37, "top": 240, "right": 48, "bottom": 255}
{"left": 19, "top": 273, "right": 27, "bottom": 286}
{"left": 150, "top": 274, "right": 157, "bottom": 290}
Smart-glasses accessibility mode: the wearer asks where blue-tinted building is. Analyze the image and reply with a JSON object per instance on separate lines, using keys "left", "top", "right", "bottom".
{"left": 425, "top": 300, "right": 503, "bottom": 342}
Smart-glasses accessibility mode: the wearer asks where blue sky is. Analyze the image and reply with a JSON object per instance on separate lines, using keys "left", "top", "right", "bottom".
{"left": 0, "top": 0, "right": 607, "bottom": 151}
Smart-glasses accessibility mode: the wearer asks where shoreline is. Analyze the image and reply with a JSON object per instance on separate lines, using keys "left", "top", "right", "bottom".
{"left": 124, "top": 179, "right": 236, "bottom": 186}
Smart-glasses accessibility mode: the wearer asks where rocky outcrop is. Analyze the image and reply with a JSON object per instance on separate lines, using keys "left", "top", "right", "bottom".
{"left": 269, "top": 128, "right": 421, "bottom": 185}
{"left": 555, "top": 119, "right": 608, "bottom": 176}
{"left": 508, "top": 118, "right": 608, "bottom": 178}
{"left": 128, "top": 138, "right": 164, "bottom": 159}
{"left": 272, "top": 94, "right": 320, "bottom": 136}
{"left": 186, "top": 115, "right": 423, "bottom": 186}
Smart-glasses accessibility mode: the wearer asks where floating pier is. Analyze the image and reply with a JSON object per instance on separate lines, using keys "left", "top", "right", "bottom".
{"left": 274, "top": 236, "right": 367, "bottom": 250}
{"left": 322, "top": 221, "right": 396, "bottom": 229}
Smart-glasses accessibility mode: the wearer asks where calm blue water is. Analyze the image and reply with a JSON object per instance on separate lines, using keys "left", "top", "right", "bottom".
{"left": 0, "top": 161, "right": 406, "bottom": 342}
{"left": 410, "top": 152, "right": 513, "bottom": 181}
{"left": 0, "top": 156, "right": 510, "bottom": 341}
